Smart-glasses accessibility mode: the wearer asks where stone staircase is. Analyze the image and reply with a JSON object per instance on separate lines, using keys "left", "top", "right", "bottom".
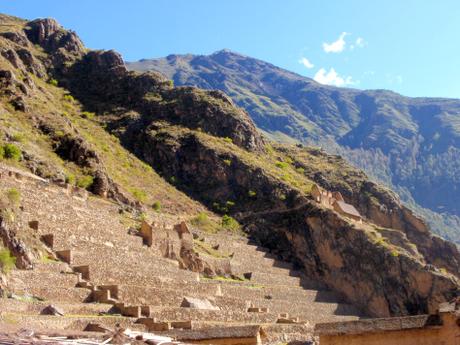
{"left": 0, "top": 166, "right": 363, "bottom": 344}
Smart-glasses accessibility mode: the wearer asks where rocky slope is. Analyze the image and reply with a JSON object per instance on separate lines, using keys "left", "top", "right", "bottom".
{"left": 129, "top": 51, "right": 460, "bottom": 243}
{"left": 0, "top": 14, "right": 459, "bottom": 320}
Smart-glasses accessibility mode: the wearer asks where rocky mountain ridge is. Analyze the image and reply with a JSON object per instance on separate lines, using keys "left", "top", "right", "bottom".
{"left": 0, "top": 13, "right": 458, "bottom": 327}
{"left": 128, "top": 50, "right": 460, "bottom": 243}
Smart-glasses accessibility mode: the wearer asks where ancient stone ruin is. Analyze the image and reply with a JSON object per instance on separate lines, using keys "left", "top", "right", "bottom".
{"left": 311, "top": 184, "right": 363, "bottom": 222}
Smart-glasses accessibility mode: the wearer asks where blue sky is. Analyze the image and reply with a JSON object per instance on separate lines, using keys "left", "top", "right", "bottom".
{"left": 2, "top": 0, "right": 460, "bottom": 98}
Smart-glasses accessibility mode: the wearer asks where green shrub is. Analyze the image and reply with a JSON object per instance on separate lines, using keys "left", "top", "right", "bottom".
{"left": 191, "top": 212, "right": 221, "bottom": 233}
{"left": 63, "top": 94, "right": 75, "bottom": 102}
{"left": 76, "top": 175, "right": 94, "bottom": 189}
{"left": 0, "top": 145, "right": 4, "bottom": 159}
{"left": 192, "top": 212, "right": 209, "bottom": 226}
{"left": 3, "top": 143, "right": 21, "bottom": 161}
{"left": 152, "top": 201, "right": 161, "bottom": 211}
{"left": 65, "top": 173, "right": 76, "bottom": 185}
{"left": 275, "top": 161, "right": 289, "bottom": 169}
{"left": 223, "top": 159, "right": 231, "bottom": 166}
{"left": 296, "top": 167, "right": 305, "bottom": 174}
{"left": 48, "top": 78, "right": 58, "bottom": 87}
{"left": 390, "top": 250, "right": 399, "bottom": 257}
{"left": 11, "top": 133, "right": 25, "bottom": 143}
{"left": 226, "top": 201, "right": 235, "bottom": 208}
{"left": 130, "top": 188, "right": 147, "bottom": 203}
{"left": 221, "top": 215, "right": 240, "bottom": 231}
{"left": 0, "top": 248, "right": 16, "bottom": 273}
{"left": 138, "top": 212, "right": 147, "bottom": 222}
{"left": 223, "top": 137, "right": 233, "bottom": 144}
{"left": 248, "top": 190, "right": 257, "bottom": 197}
{"left": 6, "top": 188, "right": 20, "bottom": 206}
{"left": 81, "top": 111, "right": 95, "bottom": 120}
{"left": 167, "top": 80, "right": 174, "bottom": 88}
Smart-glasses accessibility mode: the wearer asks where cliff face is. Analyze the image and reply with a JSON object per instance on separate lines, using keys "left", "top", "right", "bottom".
{"left": 0, "top": 15, "right": 459, "bottom": 318}
{"left": 243, "top": 204, "right": 459, "bottom": 317}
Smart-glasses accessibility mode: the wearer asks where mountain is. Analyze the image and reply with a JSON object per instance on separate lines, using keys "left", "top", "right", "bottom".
{"left": 0, "top": 14, "right": 459, "bottom": 338}
{"left": 127, "top": 50, "right": 460, "bottom": 243}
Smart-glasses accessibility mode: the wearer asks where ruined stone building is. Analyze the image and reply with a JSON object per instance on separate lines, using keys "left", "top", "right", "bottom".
{"left": 311, "top": 184, "right": 362, "bottom": 223}
{"left": 315, "top": 301, "right": 460, "bottom": 345}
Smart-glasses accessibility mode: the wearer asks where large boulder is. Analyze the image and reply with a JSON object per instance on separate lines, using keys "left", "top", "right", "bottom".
{"left": 180, "top": 297, "right": 219, "bottom": 310}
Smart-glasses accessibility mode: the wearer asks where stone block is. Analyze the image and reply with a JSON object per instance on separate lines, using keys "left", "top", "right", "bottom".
{"left": 140, "top": 220, "right": 153, "bottom": 247}
{"left": 122, "top": 305, "right": 141, "bottom": 318}
{"left": 40, "top": 304, "right": 64, "bottom": 316}
{"left": 174, "top": 221, "right": 190, "bottom": 239}
{"left": 73, "top": 265, "right": 90, "bottom": 280}
{"left": 28, "top": 220, "right": 39, "bottom": 230}
{"left": 40, "top": 234, "right": 54, "bottom": 248}
{"left": 247, "top": 307, "right": 269, "bottom": 313}
{"left": 171, "top": 320, "right": 193, "bottom": 330}
{"left": 55, "top": 249, "right": 72, "bottom": 264}
{"left": 181, "top": 297, "right": 219, "bottom": 310}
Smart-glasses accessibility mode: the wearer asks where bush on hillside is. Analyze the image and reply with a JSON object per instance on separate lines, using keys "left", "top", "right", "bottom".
{"left": 3, "top": 143, "right": 21, "bottom": 161}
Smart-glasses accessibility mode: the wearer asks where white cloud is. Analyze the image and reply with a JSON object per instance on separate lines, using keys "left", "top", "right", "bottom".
{"left": 322, "top": 32, "right": 348, "bottom": 53}
{"left": 350, "top": 37, "right": 366, "bottom": 51}
{"left": 298, "top": 57, "right": 314, "bottom": 69}
{"left": 355, "top": 37, "right": 365, "bottom": 47}
{"left": 314, "top": 68, "right": 355, "bottom": 87}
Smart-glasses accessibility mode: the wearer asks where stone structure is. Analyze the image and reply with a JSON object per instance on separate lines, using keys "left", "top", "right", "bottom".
{"left": 315, "top": 301, "right": 460, "bottom": 345}
{"left": 0, "top": 164, "right": 361, "bottom": 344}
{"left": 311, "top": 184, "right": 362, "bottom": 223}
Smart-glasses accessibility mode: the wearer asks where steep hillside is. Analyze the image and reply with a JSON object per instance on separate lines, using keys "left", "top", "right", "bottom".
{"left": 129, "top": 51, "right": 460, "bottom": 243}
{"left": 0, "top": 13, "right": 459, "bottom": 333}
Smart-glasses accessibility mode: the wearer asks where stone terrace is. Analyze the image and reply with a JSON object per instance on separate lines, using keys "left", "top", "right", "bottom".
{"left": 0, "top": 166, "right": 363, "bottom": 344}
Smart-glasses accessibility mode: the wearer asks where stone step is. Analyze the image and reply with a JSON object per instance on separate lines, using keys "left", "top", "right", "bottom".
{"left": 148, "top": 306, "right": 277, "bottom": 324}
{"left": 50, "top": 227, "right": 145, "bottom": 252}
{"left": 80, "top": 261, "right": 199, "bottom": 286}
{"left": 151, "top": 324, "right": 262, "bottom": 343}
{"left": 115, "top": 284, "right": 357, "bottom": 322}
{"left": 0, "top": 299, "right": 112, "bottom": 316}
{"left": 0, "top": 313, "right": 146, "bottom": 332}
{"left": 117, "top": 284, "right": 261, "bottom": 311}
{"left": 246, "top": 271, "right": 302, "bottom": 286}
{"left": 10, "top": 285, "right": 90, "bottom": 303}
{"left": 33, "top": 261, "right": 71, "bottom": 272}
{"left": 231, "top": 262, "right": 298, "bottom": 276}
{"left": 9, "top": 270, "right": 79, "bottom": 289}
{"left": 217, "top": 282, "right": 340, "bottom": 302}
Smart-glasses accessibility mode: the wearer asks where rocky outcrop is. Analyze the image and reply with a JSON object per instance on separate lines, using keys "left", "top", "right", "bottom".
{"left": 242, "top": 204, "right": 459, "bottom": 318}
{"left": 63, "top": 49, "right": 265, "bottom": 152}
{"left": 284, "top": 146, "right": 460, "bottom": 278}
{"left": 24, "top": 18, "right": 85, "bottom": 67}
{"left": 125, "top": 124, "right": 295, "bottom": 213}
{"left": 0, "top": 217, "right": 33, "bottom": 270}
